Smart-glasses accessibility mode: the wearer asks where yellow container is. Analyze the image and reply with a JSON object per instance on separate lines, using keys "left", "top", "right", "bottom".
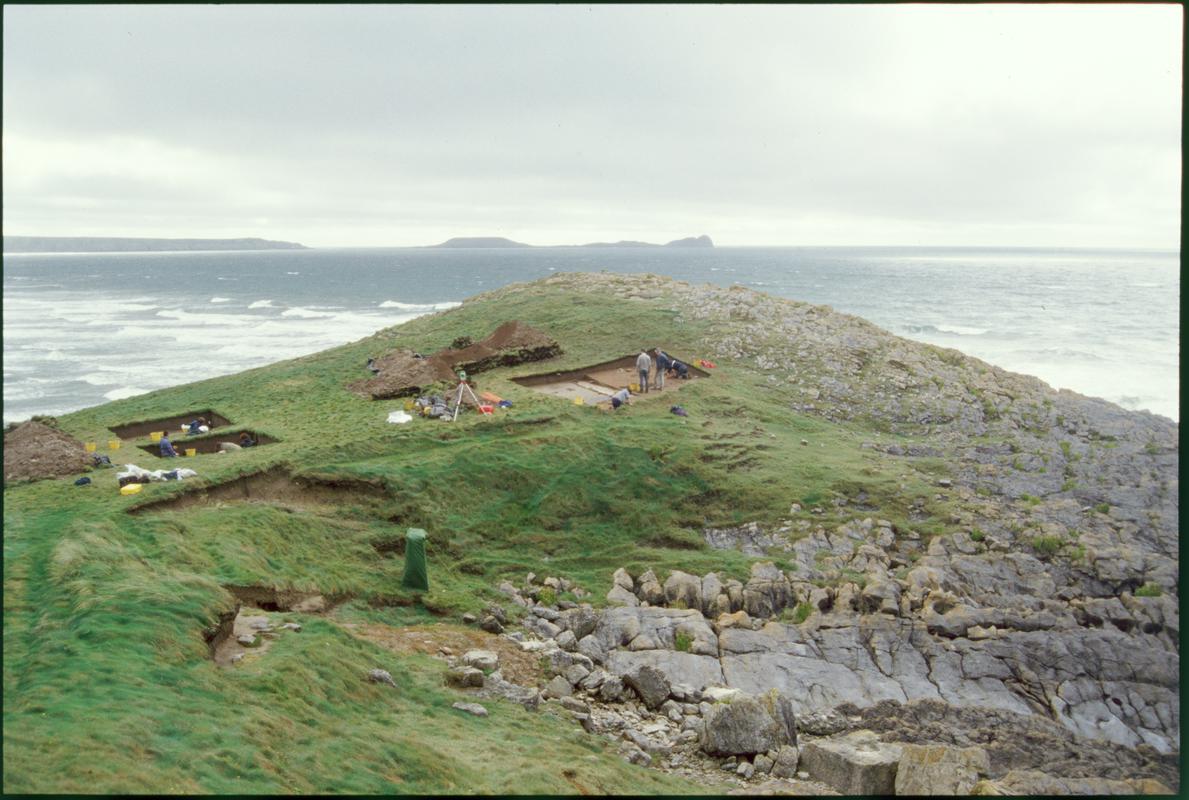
{"left": 403, "top": 399, "right": 415, "bottom": 412}
{"left": 185, "top": 448, "right": 197, "bottom": 458}
{"left": 572, "top": 396, "right": 585, "bottom": 405}
{"left": 629, "top": 383, "right": 639, "bottom": 393}
{"left": 108, "top": 440, "right": 120, "bottom": 450}
{"left": 120, "top": 483, "right": 143, "bottom": 496}
{"left": 84, "top": 442, "right": 97, "bottom": 452}
{"left": 149, "top": 431, "right": 163, "bottom": 442}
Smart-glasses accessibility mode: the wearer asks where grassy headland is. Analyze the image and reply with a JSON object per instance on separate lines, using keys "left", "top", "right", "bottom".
{"left": 4, "top": 272, "right": 1170, "bottom": 793}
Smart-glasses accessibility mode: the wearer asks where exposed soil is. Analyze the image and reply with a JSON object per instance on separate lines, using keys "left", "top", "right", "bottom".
{"left": 350, "top": 320, "right": 562, "bottom": 400}
{"left": 136, "top": 430, "right": 276, "bottom": 458}
{"left": 128, "top": 466, "right": 389, "bottom": 514}
{"left": 210, "top": 604, "right": 317, "bottom": 667}
{"left": 3, "top": 420, "right": 91, "bottom": 483}
{"left": 513, "top": 353, "right": 709, "bottom": 405}
{"left": 108, "top": 410, "right": 231, "bottom": 440}
{"left": 341, "top": 622, "right": 546, "bottom": 687}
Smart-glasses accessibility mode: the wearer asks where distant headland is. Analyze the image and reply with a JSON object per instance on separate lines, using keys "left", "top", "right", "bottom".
{"left": 427, "top": 235, "right": 714, "bottom": 249}
{"left": 4, "top": 236, "right": 309, "bottom": 253}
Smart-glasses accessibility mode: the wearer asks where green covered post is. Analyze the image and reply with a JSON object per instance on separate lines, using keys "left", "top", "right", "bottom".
{"left": 401, "top": 528, "right": 429, "bottom": 591}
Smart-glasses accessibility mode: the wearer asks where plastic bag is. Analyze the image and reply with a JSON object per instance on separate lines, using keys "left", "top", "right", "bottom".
{"left": 387, "top": 410, "right": 413, "bottom": 424}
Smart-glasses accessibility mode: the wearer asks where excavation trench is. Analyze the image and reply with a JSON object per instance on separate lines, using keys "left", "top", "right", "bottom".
{"left": 512, "top": 353, "right": 709, "bottom": 404}
{"left": 136, "top": 430, "right": 278, "bottom": 458}
{"left": 206, "top": 585, "right": 348, "bottom": 665}
{"left": 109, "top": 410, "right": 232, "bottom": 440}
{"left": 129, "top": 466, "right": 389, "bottom": 514}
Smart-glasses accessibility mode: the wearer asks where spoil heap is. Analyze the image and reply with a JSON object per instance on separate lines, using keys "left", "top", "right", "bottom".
{"left": 350, "top": 320, "right": 561, "bottom": 400}
{"left": 4, "top": 420, "right": 91, "bottom": 483}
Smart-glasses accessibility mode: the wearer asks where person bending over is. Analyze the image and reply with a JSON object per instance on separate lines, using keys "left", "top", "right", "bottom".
{"left": 160, "top": 433, "right": 179, "bottom": 458}
{"left": 610, "top": 387, "right": 631, "bottom": 410}
{"left": 669, "top": 359, "right": 690, "bottom": 380}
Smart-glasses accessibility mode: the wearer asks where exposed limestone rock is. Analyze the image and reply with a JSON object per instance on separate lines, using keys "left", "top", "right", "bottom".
{"left": 972, "top": 770, "right": 1174, "bottom": 795}
{"left": 894, "top": 743, "right": 990, "bottom": 795}
{"left": 622, "top": 664, "right": 671, "bottom": 711}
{"left": 700, "top": 695, "right": 795, "bottom": 757}
{"left": 799, "top": 731, "right": 902, "bottom": 795}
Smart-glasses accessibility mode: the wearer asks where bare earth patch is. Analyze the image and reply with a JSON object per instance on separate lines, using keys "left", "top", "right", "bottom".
{"left": 340, "top": 622, "right": 546, "bottom": 686}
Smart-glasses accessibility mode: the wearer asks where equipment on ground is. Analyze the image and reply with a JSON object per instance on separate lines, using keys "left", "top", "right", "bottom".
{"left": 450, "top": 378, "right": 492, "bottom": 421}
{"left": 402, "top": 528, "right": 429, "bottom": 591}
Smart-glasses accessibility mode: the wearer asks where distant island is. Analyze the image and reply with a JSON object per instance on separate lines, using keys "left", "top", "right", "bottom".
{"left": 4, "top": 236, "right": 309, "bottom": 253}
{"left": 427, "top": 235, "right": 714, "bottom": 249}
{"left": 429, "top": 236, "right": 533, "bottom": 249}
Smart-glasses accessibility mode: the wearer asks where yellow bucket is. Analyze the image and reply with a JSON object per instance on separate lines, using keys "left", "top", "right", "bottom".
{"left": 403, "top": 399, "right": 415, "bottom": 412}
{"left": 185, "top": 448, "right": 197, "bottom": 458}
{"left": 149, "top": 431, "right": 163, "bottom": 442}
{"left": 108, "top": 440, "right": 120, "bottom": 450}
{"left": 572, "top": 396, "right": 585, "bottom": 405}
{"left": 629, "top": 383, "right": 639, "bottom": 393}
{"left": 120, "top": 483, "right": 143, "bottom": 496}
{"left": 84, "top": 442, "right": 97, "bottom": 452}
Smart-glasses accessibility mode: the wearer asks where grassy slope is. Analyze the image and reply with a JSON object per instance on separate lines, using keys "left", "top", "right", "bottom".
{"left": 4, "top": 275, "right": 950, "bottom": 793}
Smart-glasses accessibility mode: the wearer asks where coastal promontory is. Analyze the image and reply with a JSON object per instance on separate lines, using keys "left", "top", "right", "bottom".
{"left": 4, "top": 236, "right": 308, "bottom": 253}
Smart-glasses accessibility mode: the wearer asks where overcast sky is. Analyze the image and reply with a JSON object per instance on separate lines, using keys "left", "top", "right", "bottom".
{"left": 3, "top": 4, "right": 1181, "bottom": 248}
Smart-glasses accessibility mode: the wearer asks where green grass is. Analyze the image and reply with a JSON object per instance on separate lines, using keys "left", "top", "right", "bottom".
{"left": 4, "top": 277, "right": 959, "bottom": 793}
{"left": 1030, "top": 535, "right": 1063, "bottom": 558}
{"left": 1135, "top": 583, "right": 1163, "bottom": 598}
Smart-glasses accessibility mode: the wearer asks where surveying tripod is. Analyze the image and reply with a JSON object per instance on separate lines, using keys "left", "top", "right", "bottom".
{"left": 450, "top": 376, "right": 491, "bottom": 421}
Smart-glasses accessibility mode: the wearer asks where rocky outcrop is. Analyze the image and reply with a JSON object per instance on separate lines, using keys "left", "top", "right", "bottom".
{"left": 894, "top": 743, "right": 990, "bottom": 795}
{"left": 799, "top": 731, "right": 902, "bottom": 795}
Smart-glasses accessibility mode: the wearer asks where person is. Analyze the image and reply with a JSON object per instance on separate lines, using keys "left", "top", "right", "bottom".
{"left": 187, "top": 417, "right": 204, "bottom": 435}
{"left": 160, "top": 433, "right": 178, "bottom": 458}
{"left": 669, "top": 359, "right": 690, "bottom": 379}
{"left": 653, "top": 348, "right": 672, "bottom": 390}
{"left": 635, "top": 350, "right": 651, "bottom": 393}
{"left": 239, "top": 432, "right": 256, "bottom": 448}
{"left": 610, "top": 387, "right": 631, "bottom": 410}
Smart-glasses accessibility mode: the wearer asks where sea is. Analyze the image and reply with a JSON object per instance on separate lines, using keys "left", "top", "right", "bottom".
{"left": 3, "top": 246, "right": 1179, "bottom": 425}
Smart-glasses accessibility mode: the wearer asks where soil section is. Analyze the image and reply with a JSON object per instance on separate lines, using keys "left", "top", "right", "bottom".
{"left": 109, "top": 410, "right": 231, "bottom": 440}
{"left": 3, "top": 420, "right": 91, "bottom": 483}
{"left": 128, "top": 466, "right": 389, "bottom": 514}
{"left": 136, "top": 431, "right": 276, "bottom": 458}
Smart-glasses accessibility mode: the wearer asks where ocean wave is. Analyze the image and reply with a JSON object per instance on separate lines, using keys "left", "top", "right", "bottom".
{"left": 903, "top": 323, "right": 989, "bottom": 336}
{"left": 378, "top": 300, "right": 461, "bottom": 311}
{"left": 210, "top": 297, "right": 232, "bottom": 303}
{"left": 104, "top": 385, "right": 150, "bottom": 401}
{"left": 248, "top": 299, "right": 275, "bottom": 309}
{"left": 286, "top": 271, "right": 300, "bottom": 275}
{"left": 1009, "top": 347, "right": 1105, "bottom": 362}
{"left": 281, "top": 306, "right": 334, "bottom": 319}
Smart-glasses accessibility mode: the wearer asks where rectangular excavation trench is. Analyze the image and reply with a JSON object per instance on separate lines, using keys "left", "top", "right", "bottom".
{"left": 136, "top": 430, "right": 278, "bottom": 458}
{"left": 109, "top": 409, "right": 232, "bottom": 440}
{"left": 512, "top": 353, "right": 709, "bottom": 403}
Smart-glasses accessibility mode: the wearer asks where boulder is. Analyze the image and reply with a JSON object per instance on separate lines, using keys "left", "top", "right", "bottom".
{"left": 742, "top": 562, "right": 792, "bottom": 619}
{"left": 367, "top": 669, "right": 396, "bottom": 687}
{"left": 562, "top": 606, "right": 599, "bottom": 639}
{"left": 612, "top": 567, "right": 635, "bottom": 591}
{"left": 623, "top": 665, "right": 671, "bottom": 711}
{"left": 451, "top": 701, "right": 488, "bottom": 717}
{"left": 797, "top": 708, "right": 848, "bottom": 736}
{"left": 799, "top": 731, "right": 902, "bottom": 795}
{"left": 544, "top": 675, "right": 573, "bottom": 699}
{"left": 606, "top": 585, "right": 640, "bottom": 607}
{"left": 577, "top": 634, "right": 608, "bottom": 664}
{"left": 445, "top": 667, "right": 485, "bottom": 688}
{"left": 701, "top": 572, "right": 726, "bottom": 616}
{"left": 479, "top": 615, "right": 504, "bottom": 634}
{"left": 636, "top": 569, "right": 665, "bottom": 605}
{"left": 462, "top": 650, "right": 499, "bottom": 671}
{"left": 599, "top": 676, "right": 628, "bottom": 703}
{"left": 556, "top": 630, "right": 578, "bottom": 651}
{"left": 664, "top": 570, "right": 703, "bottom": 610}
{"left": 771, "top": 744, "right": 800, "bottom": 779}
{"left": 700, "top": 695, "right": 794, "bottom": 756}
{"left": 477, "top": 674, "right": 540, "bottom": 710}
{"left": 754, "top": 753, "right": 775, "bottom": 775}
{"left": 894, "top": 744, "right": 989, "bottom": 796}
{"left": 559, "top": 695, "right": 589, "bottom": 714}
